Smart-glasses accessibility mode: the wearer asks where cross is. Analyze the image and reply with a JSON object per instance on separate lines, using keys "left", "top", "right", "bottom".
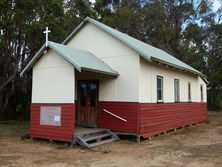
{"left": 43, "top": 27, "right": 51, "bottom": 47}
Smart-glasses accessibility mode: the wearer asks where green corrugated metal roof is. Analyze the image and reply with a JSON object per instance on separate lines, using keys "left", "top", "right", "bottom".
{"left": 20, "top": 41, "right": 119, "bottom": 77}
{"left": 63, "top": 17, "right": 203, "bottom": 76}
{"left": 22, "top": 17, "right": 205, "bottom": 80}
{"left": 49, "top": 41, "right": 118, "bottom": 76}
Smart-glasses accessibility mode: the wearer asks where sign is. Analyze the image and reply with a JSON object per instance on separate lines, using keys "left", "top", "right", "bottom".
{"left": 40, "top": 106, "right": 61, "bottom": 126}
{"left": 54, "top": 115, "right": 60, "bottom": 122}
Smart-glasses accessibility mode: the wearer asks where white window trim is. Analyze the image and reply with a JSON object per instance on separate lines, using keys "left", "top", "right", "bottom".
{"left": 157, "top": 76, "right": 163, "bottom": 103}
{"left": 188, "top": 82, "right": 192, "bottom": 102}
{"left": 200, "top": 84, "right": 204, "bottom": 102}
{"left": 174, "top": 79, "right": 180, "bottom": 102}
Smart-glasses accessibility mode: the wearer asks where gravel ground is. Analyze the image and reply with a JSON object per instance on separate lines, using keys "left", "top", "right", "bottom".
{"left": 0, "top": 112, "right": 222, "bottom": 167}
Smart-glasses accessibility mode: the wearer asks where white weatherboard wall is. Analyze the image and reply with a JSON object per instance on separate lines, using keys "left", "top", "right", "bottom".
{"left": 67, "top": 23, "right": 139, "bottom": 102}
{"left": 139, "top": 58, "right": 207, "bottom": 103}
{"left": 32, "top": 50, "right": 75, "bottom": 103}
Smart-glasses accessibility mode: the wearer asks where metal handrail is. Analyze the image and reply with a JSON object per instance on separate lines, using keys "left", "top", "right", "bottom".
{"left": 103, "top": 109, "right": 127, "bottom": 122}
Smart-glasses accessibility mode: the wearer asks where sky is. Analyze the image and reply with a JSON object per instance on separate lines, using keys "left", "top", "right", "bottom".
{"left": 213, "top": 0, "right": 221, "bottom": 11}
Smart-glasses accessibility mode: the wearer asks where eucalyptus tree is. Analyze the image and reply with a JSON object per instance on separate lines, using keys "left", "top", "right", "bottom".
{"left": 0, "top": 0, "right": 66, "bottom": 120}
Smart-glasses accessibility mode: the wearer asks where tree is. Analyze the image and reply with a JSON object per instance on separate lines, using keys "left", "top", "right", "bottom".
{"left": 206, "top": 23, "right": 222, "bottom": 110}
{"left": 63, "top": 0, "right": 96, "bottom": 33}
{"left": 1, "top": 0, "right": 222, "bottom": 121}
{"left": 0, "top": 0, "right": 67, "bottom": 120}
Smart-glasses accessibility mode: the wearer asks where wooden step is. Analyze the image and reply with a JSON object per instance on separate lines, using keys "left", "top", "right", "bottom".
{"left": 84, "top": 133, "right": 112, "bottom": 142}
{"left": 88, "top": 138, "right": 116, "bottom": 148}
{"left": 74, "top": 129, "right": 119, "bottom": 148}
{"left": 81, "top": 130, "right": 107, "bottom": 139}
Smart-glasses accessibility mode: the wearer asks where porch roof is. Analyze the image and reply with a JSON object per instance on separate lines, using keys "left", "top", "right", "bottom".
{"left": 20, "top": 41, "right": 119, "bottom": 77}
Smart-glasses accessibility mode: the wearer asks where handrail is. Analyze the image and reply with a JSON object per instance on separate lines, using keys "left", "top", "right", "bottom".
{"left": 103, "top": 109, "right": 127, "bottom": 122}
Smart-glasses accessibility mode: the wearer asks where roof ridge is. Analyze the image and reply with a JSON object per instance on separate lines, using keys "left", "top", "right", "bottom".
{"left": 83, "top": 17, "right": 202, "bottom": 76}
{"left": 61, "top": 17, "right": 205, "bottom": 78}
{"left": 85, "top": 17, "right": 179, "bottom": 58}
{"left": 49, "top": 41, "right": 118, "bottom": 74}
{"left": 85, "top": 17, "right": 151, "bottom": 60}
{"left": 49, "top": 41, "right": 93, "bottom": 54}
{"left": 21, "top": 40, "right": 119, "bottom": 77}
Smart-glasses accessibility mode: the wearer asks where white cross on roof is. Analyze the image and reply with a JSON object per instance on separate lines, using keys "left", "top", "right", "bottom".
{"left": 43, "top": 27, "right": 51, "bottom": 47}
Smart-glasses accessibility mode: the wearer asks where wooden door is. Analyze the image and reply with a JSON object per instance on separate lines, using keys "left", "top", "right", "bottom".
{"left": 77, "top": 80, "right": 98, "bottom": 127}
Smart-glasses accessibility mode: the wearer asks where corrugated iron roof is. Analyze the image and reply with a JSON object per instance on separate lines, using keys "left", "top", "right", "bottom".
{"left": 63, "top": 17, "right": 204, "bottom": 77}
{"left": 20, "top": 41, "right": 119, "bottom": 77}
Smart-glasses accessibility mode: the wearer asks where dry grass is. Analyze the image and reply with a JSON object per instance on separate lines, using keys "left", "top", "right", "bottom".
{"left": 0, "top": 122, "right": 29, "bottom": 138}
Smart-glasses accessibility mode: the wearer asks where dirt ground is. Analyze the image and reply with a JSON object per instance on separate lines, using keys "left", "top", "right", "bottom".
{"left": 1, "top": 112, "right": 222, "bottom": 167}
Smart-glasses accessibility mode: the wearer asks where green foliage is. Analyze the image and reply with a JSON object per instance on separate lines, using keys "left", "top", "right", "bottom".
{"left": 0, "top": 0, "right": 222, "bottom": 121}
{"left": 206, "top": 23, "right": 222, "bottom": 110}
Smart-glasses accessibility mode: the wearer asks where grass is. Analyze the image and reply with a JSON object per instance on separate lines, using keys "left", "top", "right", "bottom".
{"left": 0, "top": 121, "right": 72, "bottom": 148}
{"left": 0, "top": 122, "right": 29, "bottom": 138}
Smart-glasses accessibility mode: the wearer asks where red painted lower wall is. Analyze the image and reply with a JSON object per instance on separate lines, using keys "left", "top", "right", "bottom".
{"left": 30, "top": 102, "right": 207, "bottom": 142}
{"left": 99, "top": 102, "right": 208, "bottom": 138}
{"left": 98, "top": 102, "right": 139, "bottom": 134}
{"left": 30, "top": 104, "right": 75, "bottom": 142}
{"left": 139, "top": 102, "right": 208, "bottom": 138}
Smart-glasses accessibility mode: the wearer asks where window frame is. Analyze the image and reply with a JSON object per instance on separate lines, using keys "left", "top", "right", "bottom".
{"left": 188, "top": 82, "right": 191, "bottom": 102}
{"left": 157, "top": 76, "right": 163, "bottom": 103}
{"left": 200, "top": 84, "right": 203, "bottom": 102}
{"left": 174, "top": 79, "right": 180, "bottom": 102}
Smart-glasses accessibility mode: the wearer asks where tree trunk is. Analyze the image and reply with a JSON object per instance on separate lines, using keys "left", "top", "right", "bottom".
{"left": 0, "top": 92, "right": 4, "bottom": 120}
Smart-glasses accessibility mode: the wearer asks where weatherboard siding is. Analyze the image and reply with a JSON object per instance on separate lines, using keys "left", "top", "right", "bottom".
{"left": 98, "top": 102, "right": 139, "bottom": 134}
{"left": 139, "top": 102, "right": 208, "bottom": 138}
{"left": 139, "top": 58, "right": 207, "bottom": 103}
{"left": 32, "top": 50, "right": 75, "bottom": 103}
{"left": 30, "top": 104, "right": 75, "bottom": 142}
{"left": 98, "top": 102, "right": 208, "bottom": 138}
{"left": 67, "top": 23, "right": 140, "bottom": 102}
{"left": 67, "top": 23, "right": 137, "bottom": 59}
{"left": 28, "top": 17, "right": 208, "bottom": 143}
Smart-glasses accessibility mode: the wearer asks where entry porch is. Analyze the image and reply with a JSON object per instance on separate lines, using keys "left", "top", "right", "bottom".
{"left": 74, "top": 68, "right": 137, "bottom": 131}
{"left": 73, "top": 70, "right": 123, "bottom": 148}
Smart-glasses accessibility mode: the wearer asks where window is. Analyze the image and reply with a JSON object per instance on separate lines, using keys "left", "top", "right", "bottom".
{"left": 80, "top": 82, "right": 87, "bottom": 107}
{"left": 89, "top": 83, "right": 97, "bottom": 107}
{"left": 157, "top": 76, "right": 163, "bottom": 102}
{"left": 174, "top": 79, "right": 180, "bottom": 102}
{"left": 188, "top": 82, "right": 191, "bottom": 101}
{"left": 200, "top": 84, "right": 203, "bottom": 102}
